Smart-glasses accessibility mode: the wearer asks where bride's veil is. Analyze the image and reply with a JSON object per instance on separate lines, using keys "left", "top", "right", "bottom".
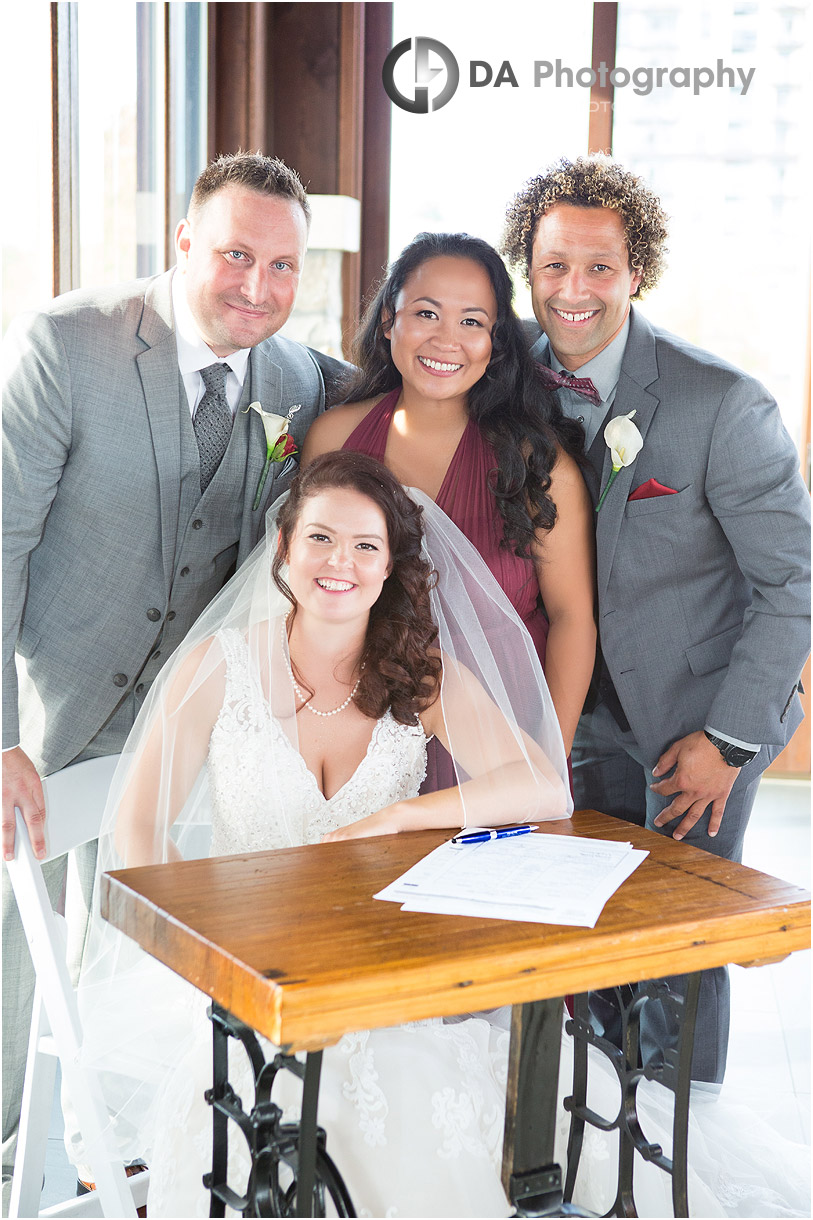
{"left": 412, "top": 487, "right": 569, "bottom": 814}
{"left": 73, "top": 472, "right": 570, "bottom": 1166}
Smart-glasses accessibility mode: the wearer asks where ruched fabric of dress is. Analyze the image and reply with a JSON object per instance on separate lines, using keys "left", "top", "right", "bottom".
{"left": 343, "top": 389, "right": 548, "bottom": 791}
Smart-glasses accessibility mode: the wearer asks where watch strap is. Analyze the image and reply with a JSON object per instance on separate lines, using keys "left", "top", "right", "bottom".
{"left": 703, "top": 731, "right": 758, "bottom": 768}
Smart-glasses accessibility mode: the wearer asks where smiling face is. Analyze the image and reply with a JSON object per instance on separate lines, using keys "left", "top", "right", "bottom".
{"left": 175, "top": 185, "right": 308, "bottom": 357}
{"left": 285, "top": 488, "right": 392, "bottom": 626}
{"left": 383, "top": 255, "right": 497, "bottom": 403}
{"left": 529, "top": 204, "right": 642, "bottom": 370}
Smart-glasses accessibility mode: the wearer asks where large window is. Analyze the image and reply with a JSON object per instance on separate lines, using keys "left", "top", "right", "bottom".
{"left": 77, "top": 2, "right": 145, "bottom": 287}
{"left": 389, "top": 0, "right": 595, "bottom": 313}
{"left": 1, "top": 2, "right": 53, "bottom": 328}
{"left": 613, "top": 1, "right": 810, "bottom": 446}
{"left": 1, "top": 1, "right": 207, "bottom": 331}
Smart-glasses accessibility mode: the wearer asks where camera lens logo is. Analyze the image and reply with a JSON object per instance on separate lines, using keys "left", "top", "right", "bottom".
{"left": 382, "top": 37, "right": 460, "bottom": 113}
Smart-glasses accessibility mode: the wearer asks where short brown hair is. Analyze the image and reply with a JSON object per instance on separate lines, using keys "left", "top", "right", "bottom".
{"left": 189, "top": 150, "right": 311, "bottom": 224}
{"left": 501, "top": 155, "right": 669, "bottom": 298}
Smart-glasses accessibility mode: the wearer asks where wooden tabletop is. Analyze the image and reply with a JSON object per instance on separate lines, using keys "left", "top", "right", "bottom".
{"left": 102, "top": 810, "right": 810, "bottom": 1053}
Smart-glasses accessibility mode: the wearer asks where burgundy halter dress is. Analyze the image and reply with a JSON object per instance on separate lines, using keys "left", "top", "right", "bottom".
{"left": 343, "top": 389, "right": 550, "bottom": 791}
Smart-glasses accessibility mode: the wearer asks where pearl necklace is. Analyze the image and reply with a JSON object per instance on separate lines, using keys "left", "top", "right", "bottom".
{"left": 282, "top": 622, "right": 362, "bottom": 717}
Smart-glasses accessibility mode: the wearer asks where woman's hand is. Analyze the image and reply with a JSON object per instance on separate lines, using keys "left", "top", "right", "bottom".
{"left": 320, "top": 802, "right": 408, "bottom": 842}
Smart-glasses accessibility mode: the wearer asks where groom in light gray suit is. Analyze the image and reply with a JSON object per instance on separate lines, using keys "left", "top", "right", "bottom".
{"left": 503, "top": 156, "right": 810, "bottom": 1083}
{"left": 2, "top": 151, "right": 347, "bottom": 1199}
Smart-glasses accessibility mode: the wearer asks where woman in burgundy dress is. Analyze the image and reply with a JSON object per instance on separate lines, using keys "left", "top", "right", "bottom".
{"left": 303, "top": 232, "right": 595, "bottom": 767}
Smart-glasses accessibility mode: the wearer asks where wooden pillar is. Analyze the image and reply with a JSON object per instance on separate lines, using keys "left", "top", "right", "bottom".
{"left": 588, "top": 2, "right": 617, "bottom": 155}
{"left": 208, "top": 2, "right": 270, "bottom": 157}
{"left": 207, "top": 1, "right": 392, "bottom": 349}
{"left": 360, "top": 3, "right": 393, "bottom": 308}
{"left": 338, "top": 4, "right": 364, "bottom": 346}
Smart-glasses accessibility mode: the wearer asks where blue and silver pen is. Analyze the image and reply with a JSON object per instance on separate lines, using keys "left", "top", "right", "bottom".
{"left": 450, "top": 824, "right": 537, "bottom": 846}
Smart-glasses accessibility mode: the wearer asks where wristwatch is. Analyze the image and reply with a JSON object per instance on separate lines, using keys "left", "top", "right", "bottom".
{"left": 703, "top": 731, "right": 758, "bottom": 768}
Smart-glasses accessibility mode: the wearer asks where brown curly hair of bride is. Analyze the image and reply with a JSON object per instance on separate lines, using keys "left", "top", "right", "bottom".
{"left": 272, "top": 452, "right": 443, "bottom": 725}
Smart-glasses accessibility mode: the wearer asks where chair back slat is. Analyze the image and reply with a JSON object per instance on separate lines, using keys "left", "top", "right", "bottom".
{"left": 7, "top": 754, "right": 141, "bottom": 1219}
{"left": 39, "top": 755, "right": 120, "bottom": 862}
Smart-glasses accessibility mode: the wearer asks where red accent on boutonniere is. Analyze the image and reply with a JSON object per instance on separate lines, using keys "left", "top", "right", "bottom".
{"left": 628, "top": 478, "right": 678, "bottom": 501}
{"left": 277, "top": 433, "right": 297, "bottom": 460}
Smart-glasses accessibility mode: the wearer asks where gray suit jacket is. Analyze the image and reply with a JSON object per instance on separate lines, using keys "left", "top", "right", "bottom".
{"left": 2, "top": 270, "right": 343, "bottom": 773}
{"left": 530, "top": 306, "right": 810, "bottom": 765}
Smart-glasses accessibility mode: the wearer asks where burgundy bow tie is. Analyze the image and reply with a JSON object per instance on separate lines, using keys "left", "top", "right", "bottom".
{"left": 536, "top": 363, "right": 602, "bottom": 407}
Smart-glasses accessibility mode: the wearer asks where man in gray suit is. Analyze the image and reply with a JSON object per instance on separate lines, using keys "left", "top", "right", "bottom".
{"left": 2, "top": 150, "right": 346, "bottom": 1200}
{"left": 502, "top": 155, "right": 810, "bottom": 1083}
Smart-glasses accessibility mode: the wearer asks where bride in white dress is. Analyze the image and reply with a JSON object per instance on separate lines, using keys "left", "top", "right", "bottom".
{"left": 77, "top": 452, "right": 808, "bottom": 1218}
{"left": 78, "top": 450, "right": 570, "bottom": 1217}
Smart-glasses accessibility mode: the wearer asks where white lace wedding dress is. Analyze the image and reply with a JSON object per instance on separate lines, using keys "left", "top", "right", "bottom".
{"left": 146, "top": 630, "right": 512, "bottom": 1218}
{"left": 144, "top": 631, "right": 809, "bottom": 1218}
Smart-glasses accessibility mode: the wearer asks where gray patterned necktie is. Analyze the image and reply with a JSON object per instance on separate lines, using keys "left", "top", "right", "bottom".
{"left": 194, "top": 363, "right": 233, "bottom": 492}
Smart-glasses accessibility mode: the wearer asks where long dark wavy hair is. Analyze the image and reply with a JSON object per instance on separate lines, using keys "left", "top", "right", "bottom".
{"left": 272, "top": 452, "right": 442, "bottom": 725}
{"left": 346, "top": 232, "right": 585, "bottom": 557}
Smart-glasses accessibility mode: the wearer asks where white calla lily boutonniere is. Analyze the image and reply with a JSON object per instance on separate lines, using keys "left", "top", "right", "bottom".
{"left": 595, "top": 411, "right": 644, "bottom": 513}
{"left": 242, "top": 401, "right": 298, "bottom": 510}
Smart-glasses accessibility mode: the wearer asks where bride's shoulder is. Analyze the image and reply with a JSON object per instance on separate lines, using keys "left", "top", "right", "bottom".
{"left": 301, "top": 395, "right": 387, "bottom": 460}
{"left": 158, "top": 633, "right": 231, "bottom": 715}
{"left": 378, "top": 707, "right": 429, "bottom": 746}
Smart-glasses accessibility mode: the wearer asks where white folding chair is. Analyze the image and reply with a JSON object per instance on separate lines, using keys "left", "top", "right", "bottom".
{"left": 7, "top": 755, "right": 149, "bottom": 1218}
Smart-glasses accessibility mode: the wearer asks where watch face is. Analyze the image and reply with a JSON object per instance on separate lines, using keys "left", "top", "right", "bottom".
{"left": 706, "top": 732, "right": 755, "bottom": 768}
{"left": 723, "top": 743, "right": 755, "bottom": 767}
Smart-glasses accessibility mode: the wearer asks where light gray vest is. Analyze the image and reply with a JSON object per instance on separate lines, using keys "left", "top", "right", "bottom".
{"left": 130, "top": 369, "right": 255, "bottom": 699}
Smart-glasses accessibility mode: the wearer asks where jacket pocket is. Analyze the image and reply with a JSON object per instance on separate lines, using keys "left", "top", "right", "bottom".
{"left": 624, "top": 482, "right": 693, "bottom": 517}
{"left": 684, "top": 623, "right": 741, "bottom": 677}
{"left": 17, "top": 623, "right": 41, "bottom": 656}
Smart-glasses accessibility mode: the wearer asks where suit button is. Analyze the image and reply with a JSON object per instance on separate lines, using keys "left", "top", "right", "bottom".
{"left": 135, "top": 683, "right": 145, "bottom": 696}
{"left": 180, "top": 566, "right": 190, "bottom": 577}
{"left": 166, "top": 610, "right": 176, "bottom": 621}
{"left": 146, "top": 608, "right": 161, "bottom": 621}
{"left": 113, "top": 673, "right": 128, "bottom": 687}
{"left": 192, "top": 519, "right": 203, "bottom": 530}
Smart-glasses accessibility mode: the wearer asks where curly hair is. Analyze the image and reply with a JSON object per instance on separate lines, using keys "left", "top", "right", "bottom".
{"left": 343, "top": 232, "right": 585, "bottom": 558}
{"left": 272, "top": 452, "right": 442, "bottom": 726}
{"left": 501, "top": 155, "right": 669, "bottom": 298}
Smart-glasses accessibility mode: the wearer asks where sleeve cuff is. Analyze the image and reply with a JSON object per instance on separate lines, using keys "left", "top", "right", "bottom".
{"left": 704, "top": 725, "right": 760, "bottom": 752}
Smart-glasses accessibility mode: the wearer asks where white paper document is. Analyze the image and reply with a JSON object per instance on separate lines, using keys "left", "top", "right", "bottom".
{"left": 374, "top": 832, "right": 648, "bottom": 927}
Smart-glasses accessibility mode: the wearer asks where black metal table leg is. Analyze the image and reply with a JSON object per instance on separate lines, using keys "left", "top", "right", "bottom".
{"left": 502, "top": 998, "right": 561, "bottom": 1215}
{"left": 203, "top": 1003, "right": 356, "bottom": 1218}
{"left": 503, "top": 998, "right": 597, "bottom": 1218}
{"left": 563, "top": 973, "right": 701, "bottom": 1217}
{"left": 294, "top": 1052, "right": 322, "bottom": 1219}
{"left": 208, "top": 1005, "right": 231, "bottom": 1218}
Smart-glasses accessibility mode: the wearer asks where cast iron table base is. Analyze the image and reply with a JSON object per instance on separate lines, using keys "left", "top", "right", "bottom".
{"left": 204, "top": 974, "right": 700, "bottom": 1218}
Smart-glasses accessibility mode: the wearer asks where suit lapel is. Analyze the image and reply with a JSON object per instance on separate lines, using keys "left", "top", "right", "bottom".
{"left": 595, "top": 308, "right": 661, "bottom": 601}
{"left": 136, "top": 271, "right": 184, "bottom": 592}
{"left": 238, "top": 343, "right": 284, "bottom": 555}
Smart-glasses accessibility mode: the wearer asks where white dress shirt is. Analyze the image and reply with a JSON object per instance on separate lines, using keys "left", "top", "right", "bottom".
{"left": 171, "top": 270, "right": 251, "bottom": 417}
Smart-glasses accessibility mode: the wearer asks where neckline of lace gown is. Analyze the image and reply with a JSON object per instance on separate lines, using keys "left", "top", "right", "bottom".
{"left": 272, "top": 708, "right": 411, "bottom": 804}
{"left": 215, "top": 626, "right": 427, "bottom": 806}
